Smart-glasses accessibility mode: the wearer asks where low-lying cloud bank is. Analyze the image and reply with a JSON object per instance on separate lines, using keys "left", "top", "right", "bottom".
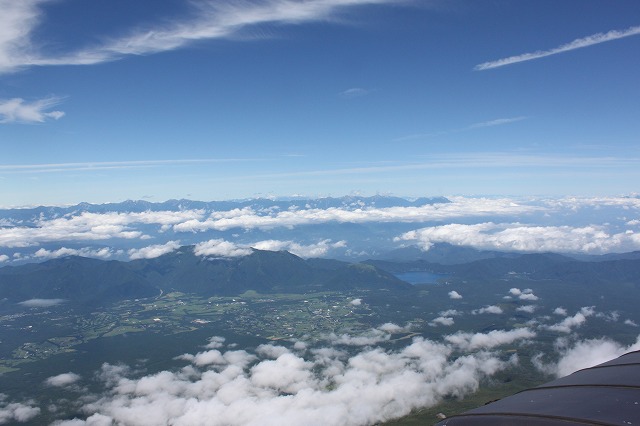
{"left": 18, "top": 298, "right": 66, "bottom": 308}
{"left": 398, "top": 222, "right": 640, "bottom": 254}
{"left": 51, "top": 327, "right": 529, "bottom": 426}
{"left": 534, "top": 335, "right": 640, "bottom": 377}
{"left": 0, "top": 394, "right": 40, "bottom": 424}
{"left": 2, "top": 195, "right": 639, "bottom": 262}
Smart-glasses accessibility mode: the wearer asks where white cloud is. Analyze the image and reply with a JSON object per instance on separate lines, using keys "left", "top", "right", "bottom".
{"left": 251, "top": 239, "right": 346, "bottom": 258}
{"left": 516, "top": 305, "right": 536, "bottom": 313}
{"left": 533, "top": 335, "right": 640, "bottom": 377}
{"left": 350, "top": 298, "right": 362, "bottom": 306}
{"left": 329, "top": 323, "right": 401, "bottom": 346}
{"left": 0, "top": 0, "right": 42, "bottom": 74}
{"left": 0, "top": 254, "right": 8, "bottom": 262}
{"left": 546, "top": 307, "right": 595, "bottom": 333}
{"left": 625, "top": 319, "right": 638, "bottom": 327}
{"left": 54, "top": 333, "right": 518, "bottom": 426}
{"left": 553, "top": 307, "right": 568, "bottom": 316}
{"left": 0, "top": 97, "right": 65, "bottom": 124}
{"left": 3, "top": 0, "right": 399, "bottom": 73}
{"left": 398, "top": 222, "right": 640, "bottom": 254}
{"left": 445, "top": 328, "right": 536, "bottom": 351}
{"left": 429, "top": 316, "right": 454, "bottom": 327}
{"left": 18, "top": 298, "right": 66, "bottom": 308}
{"left": 518, "top": 293, "right": 539, "bottom": 301}
{"left": 469, "top": 116, "right": 527, "bottom": 128}
{"left": 472, "top": 305, "right": 503, "bottom": 315}
{"left": 339, "top": 88, "right": 371, "bottom": 99}
{"left": 0, "top": 210, "right": 202, "bottom": 248}
{"left": 193, "top": 239, "right": 253, "bottom": 258}
{"left": 45, "top": 373, "right": 81, "bottom": 387}
{"left": 128, "top": 241, "right": 181, "bottom": 260}
{"left": 175, "top": 198, "right": 539, "bottom": 233}
{"left": 448, "top": 291, "right": 462, "bottom": 299}
{"left": 0, "top": 394, "right": 40, "bottom": 424}
{"left": 476, "top": 25, "right": 640, "bottom": 70}
{"left": 34, "top": 247, "right": 115, "bottom": 260}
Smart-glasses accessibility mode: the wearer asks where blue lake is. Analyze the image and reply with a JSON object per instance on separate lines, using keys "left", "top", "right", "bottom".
{"left": 393, "top": 271, "right": 448, "bottom": 285}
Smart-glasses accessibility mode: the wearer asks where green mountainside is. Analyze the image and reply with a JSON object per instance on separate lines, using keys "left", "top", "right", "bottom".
{"left": 0, "top": 248, "right": 414, "bottom": 305}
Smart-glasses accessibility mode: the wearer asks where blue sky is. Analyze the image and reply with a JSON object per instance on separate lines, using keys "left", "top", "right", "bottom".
{"left": 1, "top": 0, "right": 639, "bottom": 206}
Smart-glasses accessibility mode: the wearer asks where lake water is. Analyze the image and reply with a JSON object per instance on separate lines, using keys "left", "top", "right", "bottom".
{"left": 394, "top": 271, "right": 447, "bottom": 285}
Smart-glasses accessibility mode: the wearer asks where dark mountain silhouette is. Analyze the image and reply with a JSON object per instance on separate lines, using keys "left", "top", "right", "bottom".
{"left": 0, "top": 248, "right": 414, "bottom": 305}
{"left": 0, "top": 256, "right": 157, "bottom": 305}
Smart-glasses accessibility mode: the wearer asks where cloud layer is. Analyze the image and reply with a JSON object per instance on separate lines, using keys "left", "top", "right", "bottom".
{"left": 399, "top": 222, "right": 640, "bottom": 254}
{"left": 52, "top": 328, "right": 525, "bottom": 426}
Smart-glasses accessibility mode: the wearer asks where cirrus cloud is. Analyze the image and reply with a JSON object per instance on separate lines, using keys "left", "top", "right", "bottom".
{"left": 0, "top": 97, "right": 65, "bottom": 124}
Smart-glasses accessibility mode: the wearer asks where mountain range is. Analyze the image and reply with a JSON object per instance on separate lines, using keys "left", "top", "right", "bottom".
{"left": 3, "top": 241, "right": 640, "bottom": 307}
{"left": 0, "top": 248, "right": 413, "bottom": 306}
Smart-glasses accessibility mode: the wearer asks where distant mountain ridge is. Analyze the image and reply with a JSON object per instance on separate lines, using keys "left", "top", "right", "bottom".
{"left": 0, "top": 195, "right": 451, "bottom": 220}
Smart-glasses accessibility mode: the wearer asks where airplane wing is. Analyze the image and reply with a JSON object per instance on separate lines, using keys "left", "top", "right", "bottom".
{"left": 435, "top": 350, "right": 640, "bottom": 425}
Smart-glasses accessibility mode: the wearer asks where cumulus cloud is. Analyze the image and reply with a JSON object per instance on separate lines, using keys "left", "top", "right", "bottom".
{"left": 625, "top": 319, "right": 638, "bottom": 327}
{"left": 445, "top": 328, "right": 536, "bottom": 351}
{"left": 448, "top": 291, "right": 463, "bottom": 299}
{"left": 429, "top": 316, "right": 454, "bottom": 327}
{"left": 0, "top": 394, "right": 40, "bottom": 424}
{"left": 349, "top": 298, "right": 362, "bottom": 306}
{"left": 128, "top": 241, "right": 181, "bottom": 260}
{"left": 329, "top": 323, "right": 403, "bottom": 346}
{"left": 53, "top": 333, "right": 518, "bottom": 426}
{"left": 553, "top": 307, "right": 568, "bottom": 316}
{"left": 533, "top": 335, "right": 640, "bottom": 377}
{"left": 0, "top": 210, "right": 196, "bottom": 248}
{"left": 0, "top": 97, "right": 65, "bottom": 124}
{"left": 0, "top": 254, "right": 8, "bottom": 262}
{"left": 546, "top": 307, "right": 595, "bottom": 333}
{"left": 509, "top": 288, "right": 539, "bottom": 301}
{"left": 251, "top": 239, "right": 346, "bottom": 258}
{"left": 398, "top": 222, "right": 640, "bottom": 254}
{"left": 519, "top": 293, "right": 539, "bottom": 301}
{"left": 45, "top": 373, "right": 81, "bottom": 387}
{"left": 472, "top": 305, "right": 503, "bottom": 315}
{"left": 34, "top": 247, "right": 115, "bottom": 260}
{"left": 193, "top": 239, "right": 253, "bottom": 258}
{"left": 174, "top": 198, "right": 538, "bottom": 233}
{"left": 516, "top": 305, "right": 536, "bottom": 313}
{"left": 18, "top": 298, "right": 66, "bottom": 308}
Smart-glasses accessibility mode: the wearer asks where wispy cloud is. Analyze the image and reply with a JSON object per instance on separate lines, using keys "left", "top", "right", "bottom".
{"left": 0, "top": 0, "right": 42, "bottom": 74}
{"left": 0, "top": 158, "right": 261, "bottom": 174}
{"left": 245, "top": 152, "right": 640, "bottom": 180}
{"left": 475, "top": 25, "right": 640, "bottom": 71}
{"left": 393, "top": 116, "right": 527, "bottom": 142}
{"left": 469, "top": 116, "right": 527, "bottom": 128}
{"left": 339, "top": 87, "right": 372, "bottom": 99}
{"left": 1, "top": 0, "right": 399, "bottom": 74}
{"left": 0, "top": 97, "right": 65, "bottom": 124}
